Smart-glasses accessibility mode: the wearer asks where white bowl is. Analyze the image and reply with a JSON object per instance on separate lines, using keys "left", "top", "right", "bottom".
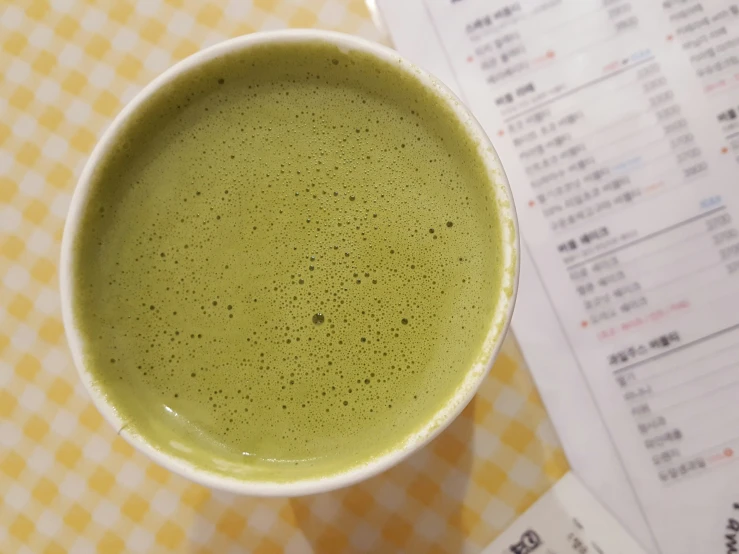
{"left": 60, "top": 29, "right": 520, "bottom": 496}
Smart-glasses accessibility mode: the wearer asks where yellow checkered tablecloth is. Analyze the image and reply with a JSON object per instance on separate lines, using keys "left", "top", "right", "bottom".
{"left": 0, "top": 1, "right": 569, "bottom": 552}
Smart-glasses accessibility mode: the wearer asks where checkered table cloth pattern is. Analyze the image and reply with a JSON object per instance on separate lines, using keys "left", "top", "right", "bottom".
{"left": 0, "top": 1, "right": 569, "bottom": 552}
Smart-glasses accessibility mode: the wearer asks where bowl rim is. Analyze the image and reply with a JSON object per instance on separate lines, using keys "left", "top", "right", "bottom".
{"left": 59, "top": 28, "right": 520, "bottom": 496}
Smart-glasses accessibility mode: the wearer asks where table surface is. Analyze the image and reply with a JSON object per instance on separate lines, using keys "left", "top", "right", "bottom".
{"left": 0, "top": 1, "right": 568, "bottom": 552}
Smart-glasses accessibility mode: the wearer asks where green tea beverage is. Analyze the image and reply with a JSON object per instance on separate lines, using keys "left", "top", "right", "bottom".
{"left": 73, "top": 41, "right": 506, "bottom": 480}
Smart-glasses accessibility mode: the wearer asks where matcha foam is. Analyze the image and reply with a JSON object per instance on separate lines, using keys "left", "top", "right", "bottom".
{"left": 72, "top": 41, "right": 506, "bottom": 481}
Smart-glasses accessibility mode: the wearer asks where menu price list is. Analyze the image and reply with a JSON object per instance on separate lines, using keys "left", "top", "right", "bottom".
{"left": 383, "top": 0, "right": 739, "bottom": 551}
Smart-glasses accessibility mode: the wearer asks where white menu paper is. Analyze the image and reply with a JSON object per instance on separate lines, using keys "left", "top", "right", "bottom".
{"left": 374, "top": 1, "right": 739, "bottom": 552}
{"left": 481, "top": 472, "right": 648, "bottom": 554}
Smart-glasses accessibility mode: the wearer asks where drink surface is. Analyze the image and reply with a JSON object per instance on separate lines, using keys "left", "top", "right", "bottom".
{"left": 73, "top": 41, "right": 505, "bottom": 480}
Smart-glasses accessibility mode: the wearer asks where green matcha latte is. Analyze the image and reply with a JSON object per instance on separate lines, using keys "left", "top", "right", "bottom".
{"left": 70, "top": 40, "right": 510, "bottom": 481}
